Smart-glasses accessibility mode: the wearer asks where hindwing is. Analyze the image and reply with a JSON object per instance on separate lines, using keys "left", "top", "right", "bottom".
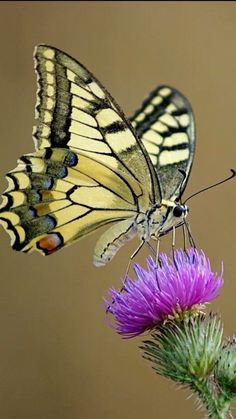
{"left": 131, "top": 85, "right": 195, "bottom": 201}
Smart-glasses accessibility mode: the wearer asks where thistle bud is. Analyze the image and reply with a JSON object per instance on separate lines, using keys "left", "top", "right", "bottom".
{"left": 215, "top": 337, "right": 236, "bottom": 398}
{"left": 141, "top": 314, "right": 223, "bottom": 383}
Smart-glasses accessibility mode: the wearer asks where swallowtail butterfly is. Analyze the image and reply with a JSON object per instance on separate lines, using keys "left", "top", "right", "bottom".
{"left": 0, "top": 45, "right": 195, "bottom": 265}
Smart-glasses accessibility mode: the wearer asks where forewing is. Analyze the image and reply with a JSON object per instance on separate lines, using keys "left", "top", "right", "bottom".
{"left": 33, "top": 45, "right": 159, "bottom": 206}
{"left": 0, "top": 45, "right": 160, "bottom": 255}
{"left": 131, "top": 86, "right": 195, "bottom": 201}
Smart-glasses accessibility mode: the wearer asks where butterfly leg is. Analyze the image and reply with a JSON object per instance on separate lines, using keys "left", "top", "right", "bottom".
{"left": 155, "top": 238, "right": 161, "bottom": 266}
{"left": 145, "top": 241, "right": 156, "bottom": 257}
{"left": 182, "top": 223, "right": 187, "bottom": 252}
{"left": 172, "top": 225, "right": 176, "bottom": 250}
{"left": 124, "top": 240, "right": 145, "bottom": 281}
{"left": 184, "top": 220, "right": 196, "bottom": 248}
{"left": 172, "top": 226, "right": 179, "bottom": 269}
{"left": 106, "top": 239, "right": 145, "bottom": 313}
{"left": 154, "top": 238, "right": 162, "bottom": 291}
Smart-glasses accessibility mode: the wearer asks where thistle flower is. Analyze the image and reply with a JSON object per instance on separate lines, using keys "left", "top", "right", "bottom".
{"left": 106, "top": 248, "right": 223, "bottom": 338}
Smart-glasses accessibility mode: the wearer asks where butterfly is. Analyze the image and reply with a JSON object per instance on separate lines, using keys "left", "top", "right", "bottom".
{"left": 0, "top": 45, "right": 195, "bottom": 266}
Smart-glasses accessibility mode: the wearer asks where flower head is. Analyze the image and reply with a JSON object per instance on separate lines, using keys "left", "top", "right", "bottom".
{"left": 106, "top": 248, "right": 223, "bottom": 338}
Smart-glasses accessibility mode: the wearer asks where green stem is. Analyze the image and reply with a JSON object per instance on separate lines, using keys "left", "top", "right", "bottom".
{"left": 217, "top": 393, "right": 233, "bottom": 419}
{"left": 191, "top": 378, "right": 232, "bottom": 419}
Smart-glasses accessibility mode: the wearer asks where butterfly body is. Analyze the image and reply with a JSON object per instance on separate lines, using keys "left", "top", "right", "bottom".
{"left": 93, "top": 201, "right": 188, "bottom": 266}
{"left": 0, "top": 45, "right": 195, "bottom": 265}
{"left": 135, "top": 201, "right": 186, "bottom": 239}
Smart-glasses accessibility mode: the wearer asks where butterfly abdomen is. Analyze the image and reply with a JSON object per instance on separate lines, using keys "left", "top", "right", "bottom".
{"left": 93, "top": 218, "right": 137, "bottom": 266}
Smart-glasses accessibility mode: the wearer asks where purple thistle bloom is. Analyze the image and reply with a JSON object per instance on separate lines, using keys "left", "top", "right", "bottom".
{"left": 106, "top": 248, "right": 224, "bottom": 338}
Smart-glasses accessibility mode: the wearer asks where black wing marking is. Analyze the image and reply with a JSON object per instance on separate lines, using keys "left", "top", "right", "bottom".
{"left": 131, "top": 85, "right": 195, "bottom": 201}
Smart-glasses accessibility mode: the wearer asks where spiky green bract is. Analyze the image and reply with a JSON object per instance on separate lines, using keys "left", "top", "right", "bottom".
{"left": 141, "top": 314, "right": 223, "bottom": 383}
{"left": 215, "top": 337, "right": 236, "bottom": 399}
{"left": 142, "top": 314, "right": 231, "bottom": 417}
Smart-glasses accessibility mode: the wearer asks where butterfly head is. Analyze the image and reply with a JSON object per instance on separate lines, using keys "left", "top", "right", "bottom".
{"left": 159, "top": 202, "right": 188, "bottom": 236}
{"left": 147, "top": 201, "right": 188, "bottom": 239}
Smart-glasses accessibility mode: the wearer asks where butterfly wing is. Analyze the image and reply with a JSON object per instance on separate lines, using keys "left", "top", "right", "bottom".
{"left": 131, "top": 86, "right": 195, "bottom": 201}
{"left": 0, "top": 45, "right": 159, "bottom": 257}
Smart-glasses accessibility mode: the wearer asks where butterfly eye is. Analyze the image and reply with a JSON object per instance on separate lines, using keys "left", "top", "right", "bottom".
{"left": 173, "top": 205, "right": 185, "bottom": 218}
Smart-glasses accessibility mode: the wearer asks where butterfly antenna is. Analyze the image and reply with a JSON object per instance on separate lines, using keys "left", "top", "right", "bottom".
{"left": 184, "top": 169, "right": 236, "bottom": 205}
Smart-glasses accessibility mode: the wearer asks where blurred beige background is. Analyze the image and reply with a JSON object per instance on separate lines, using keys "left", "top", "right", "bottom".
{"left": 0, "top": 2, "right": 235, "bottom": 418}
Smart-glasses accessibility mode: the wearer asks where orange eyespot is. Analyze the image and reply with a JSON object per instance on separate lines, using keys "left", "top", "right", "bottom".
{"left": 37, "top": 233, "right": 63, "bottom": 255}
